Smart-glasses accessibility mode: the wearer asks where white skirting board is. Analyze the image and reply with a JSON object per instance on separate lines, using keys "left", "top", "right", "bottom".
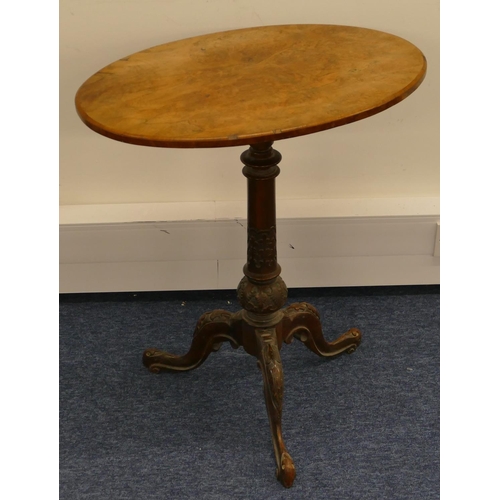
{"left": 59, "top": 198, "right": 440, "bottom": 293}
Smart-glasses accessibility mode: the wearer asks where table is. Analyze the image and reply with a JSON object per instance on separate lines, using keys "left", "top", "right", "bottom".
{"left": 75, "top": 24, "right": 426, "bottom": 487}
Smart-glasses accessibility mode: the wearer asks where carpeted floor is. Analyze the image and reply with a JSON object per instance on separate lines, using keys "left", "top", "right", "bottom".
{"left": 60, "top": 285, "right": 439, "bottom": 499}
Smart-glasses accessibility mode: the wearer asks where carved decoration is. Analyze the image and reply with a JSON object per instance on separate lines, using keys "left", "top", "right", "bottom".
{"left": 282, "top": 302, "right": 362, "bottom": 357}
{"left": 194, "top": 310, "right": 233, "bottom": 334}
{"left": 237, "top": 276, "right": 288, "bottom": 314}
{"left": 247, "top": 226, "right": 277, "bottom": 271}
{"left": 258, "top": 330, "right": 284, "bottom": 421}
{"left": 255, "top": 328, "right": 296, "bottom": 487}
{"left": 284, "top": 302, "right": 320, "bottom": 320}
{"left": 141, "top": 141, "right": 361, "bottom": 488}
{"left": 142, "top": 310, "right": 242, "bottom": 373}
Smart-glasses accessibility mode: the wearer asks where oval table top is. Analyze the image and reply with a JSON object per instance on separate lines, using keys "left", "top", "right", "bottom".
{"left": 75, "top": 24, "right": 426, "bottom": 148}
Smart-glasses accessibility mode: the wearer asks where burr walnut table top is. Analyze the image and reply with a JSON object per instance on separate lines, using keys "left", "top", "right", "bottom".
{"left": 75, "top": 24, "right": 426, "bottom": 148}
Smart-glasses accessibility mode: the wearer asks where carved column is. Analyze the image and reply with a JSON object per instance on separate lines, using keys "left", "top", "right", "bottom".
{"left": 237, "top": 142, "right": 288, "bottom": 330}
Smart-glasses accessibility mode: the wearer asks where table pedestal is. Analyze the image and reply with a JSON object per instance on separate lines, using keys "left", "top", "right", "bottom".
{"left": 142, "top": 142, "right": 362, "bottom": 487}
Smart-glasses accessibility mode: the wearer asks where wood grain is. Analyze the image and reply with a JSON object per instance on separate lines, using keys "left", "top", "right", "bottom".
{"left": 75, "top": 24, "right": 426, "bottom": 148}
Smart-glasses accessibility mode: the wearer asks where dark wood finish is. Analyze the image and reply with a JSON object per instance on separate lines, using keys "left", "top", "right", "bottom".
{"left": 283, "top": 303, "right": 362, "bottom": 356}
{"left": 143, "top": 310, "right": 244, "bottom": 372}
{"left": 255, "top": 327, "right": 295, "bottom": 488}
{"left": 141, "top": 143, "right": 362, "bottom": 487}
{"left": 75, "top": 24, "right": 426, "bottom": 148}
{"left": 75, "top": 25, "right": 426, "bottom": 488}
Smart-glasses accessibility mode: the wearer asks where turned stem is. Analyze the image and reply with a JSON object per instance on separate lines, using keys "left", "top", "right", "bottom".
{"left": 241, "top": 142, "right": 281, "bottom": 282}
{"left": 237, "top": 142, "right": 288, "bottom": 326}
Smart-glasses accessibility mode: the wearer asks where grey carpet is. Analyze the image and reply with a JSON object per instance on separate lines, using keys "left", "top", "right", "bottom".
{"left": 60, "top": 285, "right": 439, "bottom": 499}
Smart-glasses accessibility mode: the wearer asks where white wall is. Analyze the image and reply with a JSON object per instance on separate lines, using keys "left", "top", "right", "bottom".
{"left": 59, "top": 0, "right": 439, "bottom": 292}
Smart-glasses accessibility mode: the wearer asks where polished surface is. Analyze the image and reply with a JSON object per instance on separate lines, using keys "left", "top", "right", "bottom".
{"left": 75, "top": 24, "right": 426, "bottom": 148}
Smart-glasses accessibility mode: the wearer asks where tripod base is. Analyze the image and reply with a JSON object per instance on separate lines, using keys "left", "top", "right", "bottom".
{"left": 143, "top": 302, "right": 361, "bottom": 488}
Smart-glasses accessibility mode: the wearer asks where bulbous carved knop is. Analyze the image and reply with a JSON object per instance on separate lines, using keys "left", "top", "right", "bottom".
{"left": 237, "top": 276, "right": 288, "bottom": 314}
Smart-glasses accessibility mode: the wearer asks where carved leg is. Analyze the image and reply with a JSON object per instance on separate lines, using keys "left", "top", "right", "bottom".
{"left": 143, "top": 310, "right": 243, "bottom": 373}
{"left": 282, "top": 302, "right": 362, "bottom": 357}
{"left": 255, "top": 328, "right": 296, "bottom": 488}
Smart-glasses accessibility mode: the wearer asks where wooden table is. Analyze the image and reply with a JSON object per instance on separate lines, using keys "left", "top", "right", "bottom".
{"left": 75, "top": 24, "right": 426, "bottom": 487}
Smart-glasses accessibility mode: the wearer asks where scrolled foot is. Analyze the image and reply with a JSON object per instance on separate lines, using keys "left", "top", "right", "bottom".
{"left": 344, "top": 328, "right": 362, "bottom": 354}
{"left": 142, "top": 310, "right": 243, "bottom": 373}
{"left": 277, "top": 451, "right": 296, "bottom": 488}
{"left": 143, "top": 348, "right": 178, "bottom": 373}
{"left": 283, "top": 302, "right": 362, "bottom": 358}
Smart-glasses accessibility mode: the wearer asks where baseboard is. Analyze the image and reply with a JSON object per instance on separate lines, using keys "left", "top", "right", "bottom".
{"left": 59, "top": 198, "right": 440, "bottom": 293}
